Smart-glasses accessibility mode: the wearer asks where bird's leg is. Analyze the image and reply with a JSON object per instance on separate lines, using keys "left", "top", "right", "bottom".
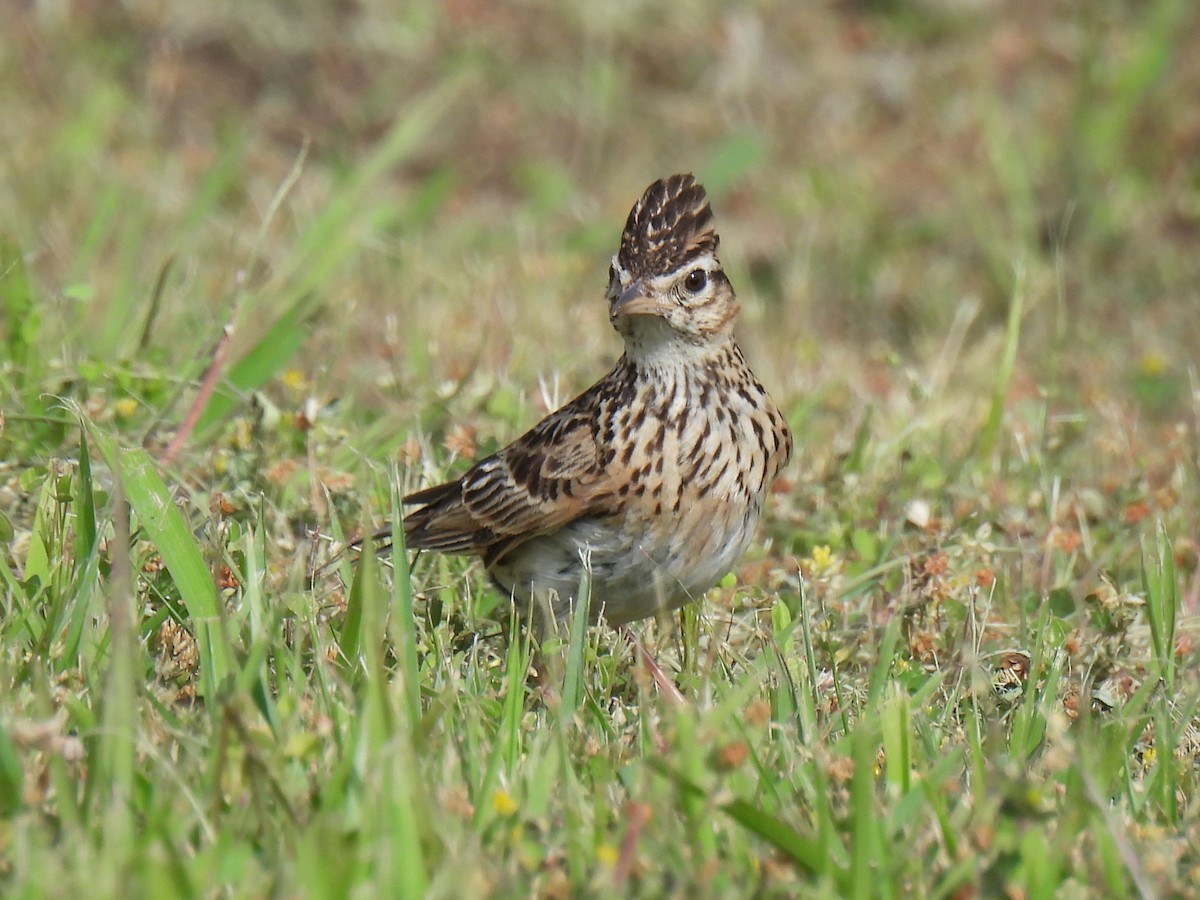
{"left": 620, "top": 626, "right": 685, "bottom": 705}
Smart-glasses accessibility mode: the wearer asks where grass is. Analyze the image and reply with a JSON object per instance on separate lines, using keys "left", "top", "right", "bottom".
{"left": 2, "top": 1, "right": 1200, "bottom": 896}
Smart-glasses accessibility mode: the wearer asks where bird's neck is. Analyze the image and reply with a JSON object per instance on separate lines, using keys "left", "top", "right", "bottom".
{"left": 620, "top": 323, "right": 739, "bottom": 375}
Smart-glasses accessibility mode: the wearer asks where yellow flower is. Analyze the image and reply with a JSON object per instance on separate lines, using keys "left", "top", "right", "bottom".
{"left": 595, "top": 844, "right": 619, "bottom": 867}
{"left": 805, "top": 544, "right": 840, "bottom": 576}
{"left": 114, "top": 398, "right": 139, "bottom": 419}
{"left": 1138, "top": 351, "right": 1167, "bottom": 377}
{"left": 282, "top": 368, "right": 308, "bottom": 391}
{"left": 491, "top": 789, "right": 518, "bottom": 817}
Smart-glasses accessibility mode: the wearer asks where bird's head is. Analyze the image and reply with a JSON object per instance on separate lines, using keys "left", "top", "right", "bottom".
{"left": 606, "top": 174, "right": 740, "bottom": 353}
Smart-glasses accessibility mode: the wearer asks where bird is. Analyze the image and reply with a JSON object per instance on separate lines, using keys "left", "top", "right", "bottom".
{"left": 399, "top": 174, "right": 792, "bottom": 630}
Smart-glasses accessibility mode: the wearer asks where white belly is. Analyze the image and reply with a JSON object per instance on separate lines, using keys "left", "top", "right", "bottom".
{"left": 489, "top": 501, "right": 760, "bottom": 626}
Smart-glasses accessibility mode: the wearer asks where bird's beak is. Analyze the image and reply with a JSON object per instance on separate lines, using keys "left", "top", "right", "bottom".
{"left": 609, "top": 281, "right": 661, "bottom": 319}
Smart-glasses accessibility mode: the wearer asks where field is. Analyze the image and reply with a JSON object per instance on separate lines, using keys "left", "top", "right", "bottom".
{"left": 2, "top": 1, "right": 1199, "bottom": 895}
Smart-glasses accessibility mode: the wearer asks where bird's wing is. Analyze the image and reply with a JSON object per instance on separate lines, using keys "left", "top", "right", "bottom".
{"left": 402, "top": 389, "right": 617, "bottom": 556}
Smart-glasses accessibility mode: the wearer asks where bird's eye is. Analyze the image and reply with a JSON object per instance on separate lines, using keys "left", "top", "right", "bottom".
{"left": 683, "top": 268, "right": 707, "bottom": 293}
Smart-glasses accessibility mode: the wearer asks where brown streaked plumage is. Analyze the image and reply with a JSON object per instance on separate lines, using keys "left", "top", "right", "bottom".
{"left": 402, "top": 174, "right": 792, "bottom": 627}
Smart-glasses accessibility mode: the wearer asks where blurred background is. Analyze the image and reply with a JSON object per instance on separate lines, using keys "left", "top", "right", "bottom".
{"left": 4, "top": 0, "right": 1199, "bottom": 462}
{"left": 5, "top": 6, "right": 1200, "bottom": 892}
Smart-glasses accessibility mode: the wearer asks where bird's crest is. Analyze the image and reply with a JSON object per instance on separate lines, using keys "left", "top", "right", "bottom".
{"left": 617, "top": 174, "right": 718, "bottom": 279}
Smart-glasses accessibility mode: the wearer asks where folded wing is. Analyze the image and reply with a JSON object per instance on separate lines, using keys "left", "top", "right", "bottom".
{"left": 402, "top": 390, "right": 617, "bottom": 562}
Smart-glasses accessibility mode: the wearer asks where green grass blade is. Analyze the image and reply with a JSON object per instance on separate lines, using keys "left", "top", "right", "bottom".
{"left": 649, "top": 759, "right": 828, "bottom": 877}
{"left": 979, "top": 262, "right": 1025, "bottom": 460}
{"left": 849, "top": 722, "right": 882, "bottom": 900}
{"left": 72, "top": 432, "right": 99, "bottom": 571}
{"left": 285, "top": 79, "right": 464, "bottom": 298}
{"left": 239, "top": 520, "right": 278, "bottom": 732}
{"left": 561, "top": 563, "right": 592, "bottom": 719}
{"left": 193, "top": 300, "right": 315, "bottom": 439}
{"left": 1141, "top": 521, "right": 1178, "bottom": 687}
{"left": 769, "top": 601, "right": 801, "bottom": 732}
{"left": 339, "top": 532, "right": 371, "bottom": 677}
{"left": 0, "top": 232, "right": 39, "bottom": 383}
{"left": 63, "top": 440, "right": 103, "bottom": 662}
{"left": 675, "top": 707, "right": 717, "bottom": 862}
{"left": 95, "top": 483, "right": 138, "bottom": 850}
{"left": 22, "top": 474, "right": 55, "bottom": 599}
{"left": 500, "top": 619, "right": 529, "bottom": 774}
{"left": 389, "top": 469, "right": 421, "bottom": 728}
{"left": 1080, "top": 0, "right": 1188, "bottom": 178}
{"left": 882, "top": 682, "right": 912, "bottom": 795}
{"left": 87, "top": 426, "right": 230, "bottom": 701}
{"left": 0, "top": 721, "right": 24, "bottom": 816}
{"left": 472, "top": 615, "right": 529, "bottom": 833}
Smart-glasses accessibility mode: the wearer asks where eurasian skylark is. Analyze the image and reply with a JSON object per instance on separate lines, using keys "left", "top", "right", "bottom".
{"left": 402, "top": 174, "right": 791, "bottom": 628}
